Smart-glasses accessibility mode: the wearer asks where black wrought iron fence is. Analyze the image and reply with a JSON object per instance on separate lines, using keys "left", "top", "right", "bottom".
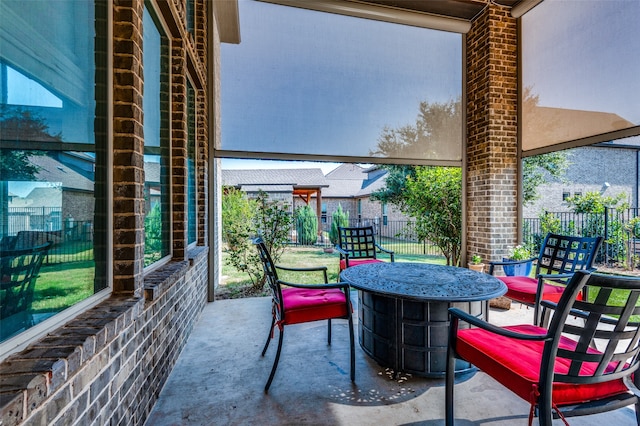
{"left": 3, "top": 207, "right": 94, "bottom": 265}
{"left": 524, "top": 208, "right": 640, "bottom": 267}
{"left": 289, "top": 215, "right": 443, "bottom": 257}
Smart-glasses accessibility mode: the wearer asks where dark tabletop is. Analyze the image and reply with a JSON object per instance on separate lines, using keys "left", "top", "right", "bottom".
{"left": 340, "top": 262, "right": 506, "bottom": 302}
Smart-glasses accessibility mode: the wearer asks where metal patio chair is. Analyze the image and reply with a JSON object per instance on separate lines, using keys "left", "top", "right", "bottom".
{"left": 489, "top": 233, "right": 602, "bottom": 325}
{"left": 1, "top": 242, "right": 52, "bottom": 329}
{"left": 446, "top": 270, "right": 640, "bottom": 426}
{"left": 335, "top": 226, "right": 394, "bottom": 274}
{"left": 254, "top": 237, "right": 355, "bottom": 392}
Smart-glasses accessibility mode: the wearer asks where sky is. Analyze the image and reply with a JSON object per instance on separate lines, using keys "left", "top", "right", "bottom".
{"left": 221, "top": 0, "right": 462, "bottom": 162}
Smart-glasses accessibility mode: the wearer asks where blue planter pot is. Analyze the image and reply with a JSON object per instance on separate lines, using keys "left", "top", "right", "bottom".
{"left": 502, "top": 258, "right": 533, "bottom": 277}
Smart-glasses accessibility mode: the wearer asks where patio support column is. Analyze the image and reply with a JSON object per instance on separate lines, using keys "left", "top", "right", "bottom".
{"left": 465, "top": 3, "right": 519, "bottom": 265}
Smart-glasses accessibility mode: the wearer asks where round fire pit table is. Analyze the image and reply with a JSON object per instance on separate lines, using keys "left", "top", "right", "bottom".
{"left": 340, "top": 262, "right": 506, "bottom": 378}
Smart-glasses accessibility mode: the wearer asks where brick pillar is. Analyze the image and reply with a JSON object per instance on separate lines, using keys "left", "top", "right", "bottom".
{"left": 466, "top": 4, "right": 519, "bottom": 263}
{"left": 172, "top": 38, "right": 188, "bottom": 261}
{"left": 113, "top": 0, "right": 145, "bottom": 296}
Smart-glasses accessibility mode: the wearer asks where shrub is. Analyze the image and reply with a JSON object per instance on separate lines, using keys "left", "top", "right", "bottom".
{"left": 329, "top": 204, "right": 349, "bottom": 245}
{"left": 295, "top": 205, "right": 318, "bottom": 245}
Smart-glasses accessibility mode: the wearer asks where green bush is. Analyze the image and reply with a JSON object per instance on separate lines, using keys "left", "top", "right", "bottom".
{"left": 221, "top": 189, "right": 293, "bottom": 291}
{"left": 329, "top": 204, "right": 349, "bottom": 245}
{"left": 295, "top": 205, "right": 318, "bottom": 245}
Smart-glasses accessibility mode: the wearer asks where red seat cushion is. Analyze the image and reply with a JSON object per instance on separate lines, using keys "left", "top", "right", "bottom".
{"left": 499, "top": 276, "right": 584, "bottom": 305}
{"left": 281, "top": 287, "right": 349, "bottom": 325}
{"left": 455, "top": 324, "right": 630, "bottom": 406}
{"left": 339, "top": 258, "right": 383, "bottom": 272}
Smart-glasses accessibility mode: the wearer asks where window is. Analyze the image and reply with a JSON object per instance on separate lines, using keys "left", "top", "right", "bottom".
{"left": 0, "top": 0, "right": 108, "bottom": 344}
{"left": 187, "top": 79, "right": 197, "bottom": 245}
{"left": 562, "top": 191, "right": 570, "bottom": 201}
{"left": 382, "top": 203, "right": 388, "bottom": 226}
{"left": 321, "top": 202, "right": 327, "bottom": 223}
{"left": 143, "top": 5, "right": 171, "bottom": 266}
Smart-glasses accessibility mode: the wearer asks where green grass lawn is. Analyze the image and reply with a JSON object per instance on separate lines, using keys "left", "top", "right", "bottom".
{"left": 219, "top": 246, "right": 446, "bottom": 298}
{"left": 32, "top": 261, "right": 95, "bottom": 313}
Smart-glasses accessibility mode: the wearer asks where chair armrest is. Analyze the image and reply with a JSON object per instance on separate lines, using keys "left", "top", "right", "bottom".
{"left": 375, "top": 244, "right": 395, "bottom": 262}
{"left": 334, "top": 246, "right": 349, "bottom": 258}
{"left": 537, "top": 272, "right": 573, "bottom": 280}
{"left": 448, "top": 307, "right": 550, "bottom": 341}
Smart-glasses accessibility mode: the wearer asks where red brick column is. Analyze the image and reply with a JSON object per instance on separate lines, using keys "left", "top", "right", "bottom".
{"left": 113, "top": 0, "right": 145, "bottom": 296}
{"left": 466, "top": 4, "right": 519, "bottom": 263}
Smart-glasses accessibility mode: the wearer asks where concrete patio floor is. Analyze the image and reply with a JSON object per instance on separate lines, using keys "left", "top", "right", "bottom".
{"left": 145, "top": 295, "right": 637, "bottom": 425}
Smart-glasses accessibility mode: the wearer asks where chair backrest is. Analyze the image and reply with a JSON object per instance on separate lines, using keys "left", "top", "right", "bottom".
{"left": 253, "top": 238, "right": 285, "bottom": 320}
{"left": 337, "top": 226, "right": 378, "bottom": 260}
{"left": 535, "top": 233, "right": 603, "bottom": 280}
{"left": 1, "top": 242, "right": 51, "bottom": 319}
{"left": 540, "top": 271, "right": 640, "bottom": 399}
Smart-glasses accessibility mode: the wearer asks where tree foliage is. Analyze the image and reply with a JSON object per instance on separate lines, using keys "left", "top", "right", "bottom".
{"left": 295, "top": 204, "right": 318, "bottom": 245}
{"left": 329, "top": 204, "right": 349, "bottom": 245}
{"left": 404, "top": 167, "right": 462, "bottom": 266}
{"left": 522, "top": 152, "right": 569, "bottom": 205}
{"left": 370, "top": 98, "right": 461, "bottom": 160}
{"left": 221, "top": 189, "right": 293, "bottom": 290}
{"left": 565, "top": 191, "right": 628, "bottom": 214}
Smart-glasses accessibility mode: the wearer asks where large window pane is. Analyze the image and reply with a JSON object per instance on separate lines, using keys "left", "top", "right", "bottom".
{"left": 522, "top": 0, "right": 640, "bottom": 152}
{"left": 143, "top": 5, "right": 171, "bottom": 266}
{"left": 221, "top": 1, "right": 462, "bottom": 164}
{"left": 0, "top": 0, "right": 107, "bottom": 342}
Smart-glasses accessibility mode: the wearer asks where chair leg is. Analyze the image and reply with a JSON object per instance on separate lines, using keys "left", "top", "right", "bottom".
{"left": 327, "top": 318, "right": 332, "bottom": 345}
{"left": 264, "top": 326, "right": 284, "bottom": 393}
{"left": 445, "top": 341, "right": 456, "bottom": 426}
{"left": 261, "top": 316, "right": 275, "bottom": 357}
{"left": 348, "top": 312, "right": 355, "bottom": 382}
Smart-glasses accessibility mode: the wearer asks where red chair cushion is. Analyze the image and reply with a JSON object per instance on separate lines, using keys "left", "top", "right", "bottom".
{"left": 455, "top": 324, "right": 630, "bottom": 406}
{"left": 499, "top": 276, "right": 584, "bottom": 305}
{"left": 281, "top": 287, "right": 349, "bottom": 325}
{"left": 339, "top": 258, "right": 383, "bottom": 272}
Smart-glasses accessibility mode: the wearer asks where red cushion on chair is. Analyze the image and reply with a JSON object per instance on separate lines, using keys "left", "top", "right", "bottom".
{"left": 281, "top": 287, "right": 349, "bottom": 325}
{"left": 339, "top": 258, "right": 383, "bottom": 272}
{"left": 455, "top": 324, "right": 630, "bottom": 406}
{"left": 499, "top": 276, "right": 584, "bottom": 305}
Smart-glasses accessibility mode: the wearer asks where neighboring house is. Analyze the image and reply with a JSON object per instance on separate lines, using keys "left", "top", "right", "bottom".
{"left": 7, "top": 154, "right": 95, "bottom": 234}
{"left": 221, "top": 168, "right": 329, "bottom": 217}
{"left": 221, "top": 164, "right": 410, "bottom": 239}
{"left": 523, "top": 145, "right": 639, "bottom": 218}
{"left": 321, "top": 164, "right": 408, "bottom": 238}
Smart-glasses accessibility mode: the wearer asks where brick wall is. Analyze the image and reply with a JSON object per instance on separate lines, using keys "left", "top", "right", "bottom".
{"left": 0, "top": 0, "right": 214, "bottom": 424}
{"left": 466, "top": 4, "right": 519, "bottom": 263}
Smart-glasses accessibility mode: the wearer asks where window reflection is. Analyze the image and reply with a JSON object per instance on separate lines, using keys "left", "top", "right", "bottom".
{"left": 0, "top": 0, "right": 106, "bottom": 343}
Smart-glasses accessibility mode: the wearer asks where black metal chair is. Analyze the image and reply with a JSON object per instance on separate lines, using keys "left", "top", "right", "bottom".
{"left": 335, "top": 226, "right": 394, "bottom": 274}
{"left": 488, "top": 233, "right": 603, "bottom": 325}
{"left": 446, "top": 270, "right": 640, "bottom": 426}
{"left": 1, "top": 242, "right": 52, "bottom": 329}
{"left": 253, "top": 237, "right": 355, "bottom": 392}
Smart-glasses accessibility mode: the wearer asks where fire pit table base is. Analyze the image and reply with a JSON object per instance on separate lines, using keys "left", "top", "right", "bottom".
{"left": 358, "top": 290, "right": 483, "bottom": 378}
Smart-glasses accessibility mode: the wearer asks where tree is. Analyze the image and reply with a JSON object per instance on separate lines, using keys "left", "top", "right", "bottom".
{"left": 522, "top": 152, "right": 569, "bottom": 205}
{"left": 221, "top": 189, "right": 293, "bottom": 291}
{"left": 329, "top": 204, "right": 349, "bottom": 245}
{"left": 295, "top": 205, "right": 317, "bottom": 245}
{"left": 404, "top": 166, "right": 462, "bottom": 266}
